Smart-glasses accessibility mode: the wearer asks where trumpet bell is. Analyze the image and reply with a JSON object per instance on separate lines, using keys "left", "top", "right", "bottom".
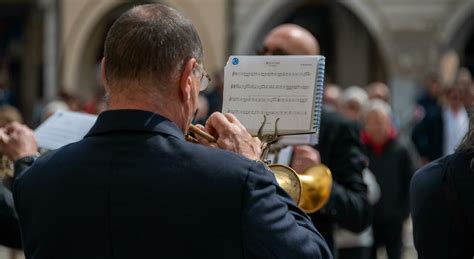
{"left": 298, "top": 165, "right": 332, "bottom": 214}
{"left": 268, "top": 164, "right": 302, "bottom": 204}
{"left": 269, "top": 163, "right": 332, "bottom": 214}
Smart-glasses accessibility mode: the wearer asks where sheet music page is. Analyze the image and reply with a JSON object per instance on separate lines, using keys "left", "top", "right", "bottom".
{"left": 278, "top": 133, "right": 319, "bottom": 146}
{"left": 34, "top": 111, "right": 97, "bottom": 150}
{"left": 222, "top": 55, "right": 321, "bottom": 136}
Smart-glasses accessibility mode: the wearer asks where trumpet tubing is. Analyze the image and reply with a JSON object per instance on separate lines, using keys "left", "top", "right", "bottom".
{"left": 187, "top": 124, "right": 216, "bottom": 143}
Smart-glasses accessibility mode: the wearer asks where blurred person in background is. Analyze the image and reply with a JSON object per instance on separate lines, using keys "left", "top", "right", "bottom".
{"left": 457, "top": 67, "right": 474, "bottom": 109}
{"left": 365, "top": 82, "right": 401, "bottom": 130}
{"left": 335, "top": 86, "right": 381, "bottom": 259}
{"left": 365, "top": 82, "right": 390, "bottom": 103}
{"left": 360, "top": 100, "right": 414, "bottom": 259}
{"left": 59, "top": 89, "right": 83, "bottom": 112}
{"left": 0, "top": 64, "right": 16, "bottom": 107}
{"left": 323, "top": 84, "right": 342, "bottom": 112}
{"left": 261, "top": 23, "right": 370, "bottom": 257}
{"left": 414, "top": 73, "right": 443, "bottom": 122}
{"left": 0, "top": 105, "right": 24, "bottom": 189}
{"left": 412, "top": 80, "right": 469, "bottom": 164}
{"left": 411, "top": 108, "right": 474, "bottom": 258}
{"left": 0, "top": 105, "right": 22, "bottom": 128}
{"left": 83, "top": 88, "right": 107, "bottom": 115}
{"left": 457, "top": 67, "right": 472, "bottom": 89}
{"left": 339, "top": 86, "right": 368, "bottom": 127}
{"left": 463, "top": 82, "right": 474, "bottom": 109}
{"left": 0, "top": 106, "right": 37, "bottom": 254}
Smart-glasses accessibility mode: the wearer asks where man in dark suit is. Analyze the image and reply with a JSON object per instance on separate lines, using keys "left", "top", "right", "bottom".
{"left": 4, "top": 4, "right": 332, "bottom": 259}
{"left": 261, "top": 24, "right": 370, "bottom": 255}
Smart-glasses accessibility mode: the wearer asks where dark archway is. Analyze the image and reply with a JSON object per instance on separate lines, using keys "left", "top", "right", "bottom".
{"left": 70, "top": 1, "right": 153, "bottom": 98}
{"left": 244, "top": 1, "right": 387, "bottom": 88}
{"left": 0, "top": 2, "right": 42, "bottom": 124}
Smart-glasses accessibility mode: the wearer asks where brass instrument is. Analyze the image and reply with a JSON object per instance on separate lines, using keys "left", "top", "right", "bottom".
{"left": 187, "top": 123, "right": 332, "bottom": 214}
{"left": 187, "top": 124, "right": 216, "bottom": 143}
{"left": 269, "top": 164, "right": 332, "bottom": 213}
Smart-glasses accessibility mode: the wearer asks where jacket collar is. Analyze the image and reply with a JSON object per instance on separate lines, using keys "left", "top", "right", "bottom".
{"left": 85, "top": 109, "right": 185, "bottom": 140}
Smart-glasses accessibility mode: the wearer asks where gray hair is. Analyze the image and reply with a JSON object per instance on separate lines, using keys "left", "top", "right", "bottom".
{"left": 103, "top": 4, "right": 203, "bottom": 90}
{"left": 340, "top": 85, "right": 368, "bottom": 106}
{"left": 364, "top": 99, "right": 392, "bottom": 117}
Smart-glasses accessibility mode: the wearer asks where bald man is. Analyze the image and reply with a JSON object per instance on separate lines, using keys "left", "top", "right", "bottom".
{"left": 260, "top": 24, "right": 320, "bottom": 55}
{"left": 261, "top": 24, "right": 370, "bottom": 255}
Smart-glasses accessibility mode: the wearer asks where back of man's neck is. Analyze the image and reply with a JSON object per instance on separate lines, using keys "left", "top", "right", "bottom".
{"left": 107, "top": 95, "right": 184, "bottom": 133}
{"left": 108, "top": 96, "right": 177, "bottom": 123}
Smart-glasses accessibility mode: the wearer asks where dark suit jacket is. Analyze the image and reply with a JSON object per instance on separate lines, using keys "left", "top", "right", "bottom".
{"left": 14, "top": 110, "right": 332, "bottom": 259}
{"left": 364, "top": 138, "right": 413, "bottom": 224}
{"left": 411, "top": 153, "right": 474, "bottom": 259}
{"left": 310, "top": 110, "right": 370, "bottom": 252}
{"left": 411, "top": 105, "right": 444, "bottom": 162}
{"left": 0, "top": 182, "right": 22, "bottom": 249}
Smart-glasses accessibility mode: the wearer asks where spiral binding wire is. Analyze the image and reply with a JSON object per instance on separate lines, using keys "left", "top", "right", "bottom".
{"left": 312, "top": 56, "right": 326, "bottom": 145}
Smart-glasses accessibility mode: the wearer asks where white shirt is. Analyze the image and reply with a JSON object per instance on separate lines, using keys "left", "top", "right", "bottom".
{"left": 443, "top": 106, "right": 469, "bottom": 156}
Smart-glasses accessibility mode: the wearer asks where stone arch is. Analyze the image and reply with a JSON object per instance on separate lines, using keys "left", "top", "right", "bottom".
{"left": 60, "top": 1, "right": 137, "bottom": 96}
{"left": 234, "top": 0, "right": 391, "bottom": 86}
{"left": 60, "top": 0, "right": 223, "bottom": 97}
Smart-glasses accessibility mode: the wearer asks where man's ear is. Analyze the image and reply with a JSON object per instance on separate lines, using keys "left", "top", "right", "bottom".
{"left": 100, "top": 57, "right": 110, "bottom": 93}
{"left": 179, "top": 58, "right": 197, "bottom": 101}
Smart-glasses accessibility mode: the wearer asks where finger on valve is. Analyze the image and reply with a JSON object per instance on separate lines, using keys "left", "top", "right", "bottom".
{"left": 223, "top": 113, "right": 238, "bottom": 123}
{"left": 205, "top": 112, "right": 261, "bottom": 160}
{"left": 204, "top": 112, "right": 229, "bottom": 137}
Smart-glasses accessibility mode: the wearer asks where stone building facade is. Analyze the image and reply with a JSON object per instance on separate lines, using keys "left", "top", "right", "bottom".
{"left": 1, "top": 0, "right": 474, "bottom": 126}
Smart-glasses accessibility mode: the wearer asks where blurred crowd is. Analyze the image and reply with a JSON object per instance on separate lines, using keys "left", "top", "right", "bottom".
{"left": 195, "top": 65, "right": 472, "bottom": 259}
{"left": 0, "top": 6, "right": 472, "bottom": 258}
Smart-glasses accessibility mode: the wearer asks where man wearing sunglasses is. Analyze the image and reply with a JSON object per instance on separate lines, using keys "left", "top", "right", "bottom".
{"left": 259, "top": 24, "right": 370, "bottom": 257}
{"left": 8, "top": 4, "right": 331, "bottom": 259}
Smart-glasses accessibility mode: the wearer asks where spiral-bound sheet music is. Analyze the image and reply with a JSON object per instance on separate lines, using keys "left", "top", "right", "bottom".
{"left": 222, "top": 55, "right": 325, "bottom": 140}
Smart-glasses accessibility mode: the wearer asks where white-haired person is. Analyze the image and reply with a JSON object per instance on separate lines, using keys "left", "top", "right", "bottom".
{"left": 339, "top": 85, "right": 369, "bottom": 125}
{"left": 360, "top": 100, "right": 414, "bottom": 259}
{"left": 335, "top": 86, "right": 380, "bottom": 259}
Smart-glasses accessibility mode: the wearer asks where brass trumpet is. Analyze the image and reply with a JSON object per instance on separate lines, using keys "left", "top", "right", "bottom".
{"left": 187, "top": 124, "right": 332, "bottom": 213}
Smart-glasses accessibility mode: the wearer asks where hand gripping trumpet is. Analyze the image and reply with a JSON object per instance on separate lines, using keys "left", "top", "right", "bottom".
{"left": 187, "top": 116, "right": 332, "bottom": 214}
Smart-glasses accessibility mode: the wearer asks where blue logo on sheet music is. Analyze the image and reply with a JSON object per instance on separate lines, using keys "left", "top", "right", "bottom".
{"left": 231, "top": 57, "right": 239, "bottom": 65}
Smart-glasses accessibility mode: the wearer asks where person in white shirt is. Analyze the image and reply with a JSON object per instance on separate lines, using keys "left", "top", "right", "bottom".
{"left": 442, "top": 83, "right": 469, "bottom": 156}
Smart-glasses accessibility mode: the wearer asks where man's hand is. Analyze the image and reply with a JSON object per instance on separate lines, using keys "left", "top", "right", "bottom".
{"left": 291, "top": 145, "right": 321, "bottom": 173}
{"left": 195, "top": 112, "right": 261, "bottom": 160}
{"left": 0, "top": 122, "right": 38, "bottom": 161}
